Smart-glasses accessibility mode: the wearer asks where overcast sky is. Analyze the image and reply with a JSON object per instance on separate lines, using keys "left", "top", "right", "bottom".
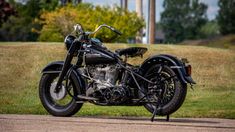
{"left": 83, "top": 0, "right": 219, "bottom": 22}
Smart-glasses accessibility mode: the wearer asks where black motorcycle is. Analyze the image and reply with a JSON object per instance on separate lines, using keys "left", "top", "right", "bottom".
{"left": 39, "top": 24, "right": 195, "bottom": 121}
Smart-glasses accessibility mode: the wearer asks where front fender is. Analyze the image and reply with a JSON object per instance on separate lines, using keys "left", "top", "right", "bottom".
{"left": 140, "top": 54, "right": 196, "bottom": 84}
{"left": 41, "top": 61, "right": 86, "bottom": 94}
{"left": 41, "top": 61, "right": 67, "bottom": 74}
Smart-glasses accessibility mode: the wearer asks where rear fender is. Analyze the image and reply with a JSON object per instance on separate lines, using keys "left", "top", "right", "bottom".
{"left": 140, "top": 54, "right": 196, "bottom": 84}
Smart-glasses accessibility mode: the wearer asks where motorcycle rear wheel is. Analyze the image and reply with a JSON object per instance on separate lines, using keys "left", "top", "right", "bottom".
{"left": 142, "top": 65, "right": 187, "bottom": 116}
{"left": 39, "top": 73, "right": 83, "bottom": 116}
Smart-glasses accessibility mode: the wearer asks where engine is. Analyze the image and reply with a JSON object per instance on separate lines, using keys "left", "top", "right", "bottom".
{"left": 88, "top": 64, "right": 119, "bottom": 89}
{"left": 86, "top": 64, "right": 128, "bottom": 105}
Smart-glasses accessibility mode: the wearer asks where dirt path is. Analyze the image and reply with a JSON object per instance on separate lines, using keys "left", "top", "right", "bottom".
{"left": 0, "top": 114, "right": 234, "bottom": 132}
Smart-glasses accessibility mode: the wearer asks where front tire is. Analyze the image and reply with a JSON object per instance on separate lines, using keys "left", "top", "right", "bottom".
{"left": 39, "top": 73, "right": 83, "bottom": 116}
{"left": 141, "top": 65, "right": 187, "bottom": 116}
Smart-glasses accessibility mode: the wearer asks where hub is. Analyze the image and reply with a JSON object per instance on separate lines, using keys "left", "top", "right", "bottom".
{"left": 49, "top": 82, "right": 67, "bottom": 101}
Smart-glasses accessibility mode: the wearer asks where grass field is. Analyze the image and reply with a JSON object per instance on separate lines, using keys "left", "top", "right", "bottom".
{"left": 181, "top": 35, "right": 235, "bottom": 50}
{"left": 0, "top": 42, "right": 235, "bottom": 118}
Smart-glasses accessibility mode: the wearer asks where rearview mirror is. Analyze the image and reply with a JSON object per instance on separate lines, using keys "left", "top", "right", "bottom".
{"left": 74, "top": 24, "right": 84, "bottom": 34}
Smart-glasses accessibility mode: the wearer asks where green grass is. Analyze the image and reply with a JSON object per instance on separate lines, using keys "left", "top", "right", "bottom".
{"left": 0, "top": 42, "right": 235, "bottom": 118}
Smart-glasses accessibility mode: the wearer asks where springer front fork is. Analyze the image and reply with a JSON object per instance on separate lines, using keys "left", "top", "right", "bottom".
{"left": 54, "top": 39, "right": 81, "bottom": 93}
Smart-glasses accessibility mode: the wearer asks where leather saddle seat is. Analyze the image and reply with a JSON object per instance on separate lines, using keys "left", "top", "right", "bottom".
{"left": 115, "top": 47, "right": 148, "bottom": 57}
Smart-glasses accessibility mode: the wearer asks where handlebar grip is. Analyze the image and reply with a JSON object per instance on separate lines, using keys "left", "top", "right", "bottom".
{"left": 113, "top": 29, "right": 122, "bottom": 35}
{"left": 108, "top": 25, "right": 122, "bottom": 36}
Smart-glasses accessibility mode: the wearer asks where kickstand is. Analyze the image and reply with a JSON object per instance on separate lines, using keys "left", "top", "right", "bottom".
{"left": 151, "top": 89, "right": 164, "bottom": 122}
{"left": 150, "top": 107, "right": 158, "bottom": 122}
{"left": 166, "top": 114, "right": 170, "bottom": 121}
{"left": 150, "top": 98, "right": 161, "bottom": 122}
{"left": 151, "top": 107, "right": 170, "bottom": 122}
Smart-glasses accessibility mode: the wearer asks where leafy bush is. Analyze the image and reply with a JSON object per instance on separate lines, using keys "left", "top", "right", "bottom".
{"left": 199, "top": 20, "right": 220, "bottom": 38}
{"left": 38, "top": 4, "right": 145, "bottom": 42}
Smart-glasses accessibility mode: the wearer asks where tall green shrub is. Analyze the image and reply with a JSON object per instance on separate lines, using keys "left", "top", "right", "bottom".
{"left": 38, "top": 4, "right": 145, "bottom": 42}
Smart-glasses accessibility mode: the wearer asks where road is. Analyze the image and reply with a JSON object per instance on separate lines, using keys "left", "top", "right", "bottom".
{"left": 0, "top": 114, "right": 235, "bottom": 132}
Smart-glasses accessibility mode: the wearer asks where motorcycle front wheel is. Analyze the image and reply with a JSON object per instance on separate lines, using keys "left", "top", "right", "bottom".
{"left": 141, "top": 64, "right": 187, "bottom": 116}
{"left": 39, "top": 73, "right": 83, "bottom": 116}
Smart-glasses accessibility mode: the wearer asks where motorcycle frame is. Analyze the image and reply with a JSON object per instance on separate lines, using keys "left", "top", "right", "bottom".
{"left": 51, "top": 34, "right": 166, "bottom": 104}
{"left": 40, "top": 24, "right": 196, "bottom": 121}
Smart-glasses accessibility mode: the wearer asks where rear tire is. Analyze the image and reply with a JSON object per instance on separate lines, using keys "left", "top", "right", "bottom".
{"left": 39, "top": 73, "right": 83, "bottom": 116}
{"left": 141, "top": 65, "right": 187, "bottom": 116}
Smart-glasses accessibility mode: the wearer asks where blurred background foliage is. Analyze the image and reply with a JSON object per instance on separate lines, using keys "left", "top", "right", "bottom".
{"left": 217, "top": 0, "right": 235, "bottom": 35}
{"left": 38, "top": 3, "right": 145, "bottom": 42}
{"left": 0, "top": 0, "right": 144, "bottom": 43}
{"left": 0, "top": 0, "right": 58, "bottom": 41}
{"left": 0, "top": 0, "right": 234, "bottom": 43}
{"left": 160, "top": 0, "right": 208, "bottom": 43}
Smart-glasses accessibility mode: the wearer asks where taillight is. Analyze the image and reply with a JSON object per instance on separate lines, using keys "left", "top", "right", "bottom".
{"left": 186, "top": 65, "right": 192, "bottom": 76}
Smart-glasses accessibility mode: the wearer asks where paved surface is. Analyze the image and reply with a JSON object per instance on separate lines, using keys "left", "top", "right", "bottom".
{"left": 0, "top": 114, "right": 235, "bottom": 132}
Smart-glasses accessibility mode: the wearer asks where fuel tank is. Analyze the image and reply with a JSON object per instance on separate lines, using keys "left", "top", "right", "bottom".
{"left": 85, "top": 48, "right": 116, "bottom": 65}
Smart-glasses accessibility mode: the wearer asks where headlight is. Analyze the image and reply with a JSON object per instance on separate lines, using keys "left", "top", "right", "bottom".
{"left": 64, "top": 35, "right": 76, "bottom": 50}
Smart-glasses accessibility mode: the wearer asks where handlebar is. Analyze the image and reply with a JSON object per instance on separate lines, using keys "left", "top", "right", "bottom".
{"left": 90, "top": 24, "right": 122, "bottom": 35}
{"left": 73, "top": 24, "right": 122, "bottom": 36}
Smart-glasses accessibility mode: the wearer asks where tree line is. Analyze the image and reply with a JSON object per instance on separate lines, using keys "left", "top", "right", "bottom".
{"left": 0, "top": 0, "right": 234, "bottom": 43}
{"left": 161, "top": 0, "right": 235, "bottom": 43}
{"left": 0, "top": 0, "right": 144, "bottom": 42}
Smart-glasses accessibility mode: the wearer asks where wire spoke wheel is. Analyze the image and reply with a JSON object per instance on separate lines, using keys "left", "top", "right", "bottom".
{"left": 43, "top": 75, "right": 74, "bottom": 108}
{"left": 39, "top": 73, "right": 83, "bottom": 116}
{"left": 141, "top": 64, "right": 187, "bottom": 116}
{"left": 148, "top": 72, "right": 176, "bottom": 106}
{"left": 49, "top": 78, "right": 75, "bottom": 106}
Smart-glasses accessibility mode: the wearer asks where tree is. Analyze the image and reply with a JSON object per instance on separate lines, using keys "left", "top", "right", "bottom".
{"left": 123, "top": 0, "right": 128, "bottom": 10}
{"left": 217, "top": 0, "right": 235, "bottom": 35}
{"left": 135, "top": 0, "right": 143, "bottom": 43}
{"left": 59, "top": 0, "right": 82, "bottom": 6}
{"left": 120, "top": 0, "right": 128, "bottom": 10}
{"left": 160, "top": 0, "right": 208, "bottom": 43}
{"left": 39, "top": 0, "right": 59, "bottom": 11}
{"left": 0, "top": 0, "right": 15, "bottom": 26}
{"left": 0, "top": 0, "right": 60, "bottom": 41}
{"left": 0, "top": 0, "right": 42, "bottom": 41}
{"left": 149, "top": 0, "right": 155, "bottom": 44}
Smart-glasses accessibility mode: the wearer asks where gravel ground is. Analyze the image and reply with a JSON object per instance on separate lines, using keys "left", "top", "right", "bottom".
{"left": 0, "top": 114, "right": 235, "bottom": 132}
